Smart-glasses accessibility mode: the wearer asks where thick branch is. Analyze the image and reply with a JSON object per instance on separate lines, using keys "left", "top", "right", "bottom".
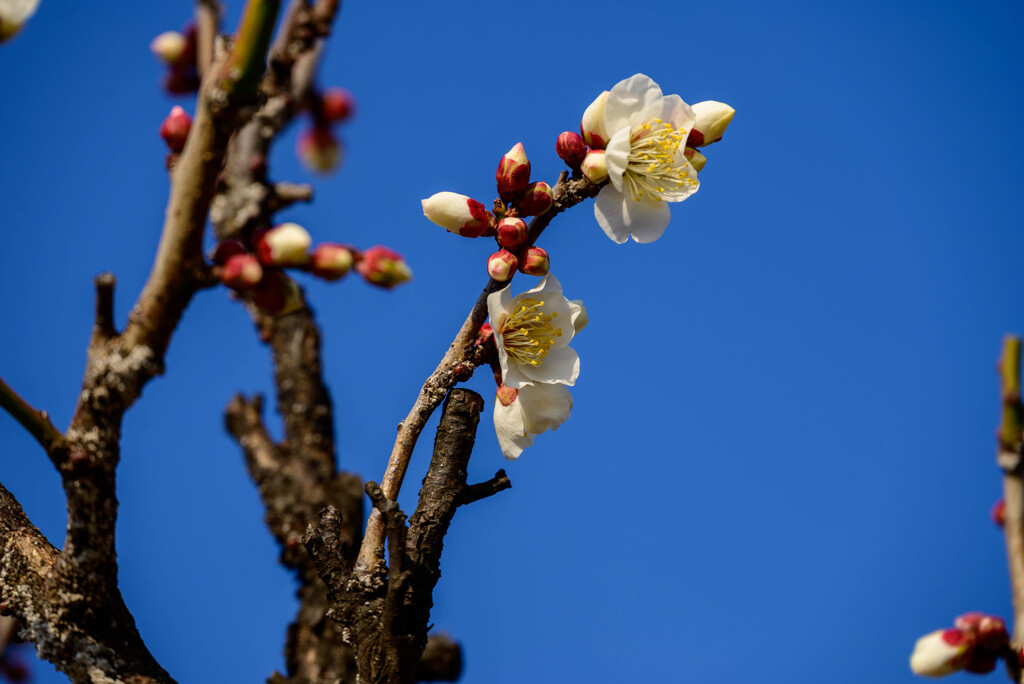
{"left": 194, "top": 0, "right": 221, "bottom": 79}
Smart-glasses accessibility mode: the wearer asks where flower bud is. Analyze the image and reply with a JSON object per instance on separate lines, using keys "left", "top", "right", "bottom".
{"left": 320, "top": 87, "right": 355, "bottom": 123}
{"left": 150, "top": 30, "right": 188, "bottom": 65}
{"left": 211, "top": 239, "right": 247, "bottom": 265}
{"left": 556, "top": 131, "right": 587, "bottom": 169}
{"left": 220, "top": 254, "right": 264, "bottom": 290}
{"left": 689, "top": 101, "right": 735, "bottom": 147}
{"left": 909, "top": 628, "right": 974, "bottom": 677}
{"left": 163, "top": 66, "right": 200, "bottom": 95}
{"left": 956, "top": 613, "right": 1009, "bottom": 650}
{"left": 487, "top": 250, "right": 518, "bottom": 282}
{"left": 421, "top": 191, "right": 492, "bottom": 238}
{"left": 297, "top": 126, "right": 342, "bottom": 174}
{"left": 518, "top": 246, "right": 549, "bottom": 276}
{"left": 251, "top": 270, "right": 304, "bottom": 315}
{"left": 496, "top": 217, "right": 528, "bottom": 249}
{"left": 160, "top": 106, "right": 192, "bottom": 153}
{"left": 496, "top": 142, "right": 531, "bottom": 201}
{"left": 475, "top": 322, "right": 494, "bottom": 347}
{"left": 993, "top": 498, "right": 1006, "bottom": 528}
{"left": 684, "top": 146, "right": 707, "bottom": 173}
{"left": 0, "top": 0, "right": 40, "bottom": 42}
{"left": 581, "top": 149, "right": 608, "bottom": 184}
{"left": 452, "top": 363, "right": 473, "bottom": 382}
{"left": 517, "top": 181, "right": 553, "bottom": 216}
{"left": 496, "top": 385, "right": 518, "bottom": 407}
{"left": 311, "top": 243, "right": 355, "bottom": 281}
{"left": 580, "top": 90, "right": 609, "bottom": 149}
{"left": 357, "top": 245, "right": 412, "bottom": 289}
{"left": 255, "top": 223, "right": 312, "bottom": 267}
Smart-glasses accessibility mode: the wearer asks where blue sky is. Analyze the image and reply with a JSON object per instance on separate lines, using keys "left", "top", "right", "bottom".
{"left": 2, "top": 0, "right": 1024, "bottom": 682}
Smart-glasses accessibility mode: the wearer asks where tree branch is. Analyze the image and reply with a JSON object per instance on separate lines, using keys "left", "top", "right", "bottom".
{"left": 999, "top": 335, "right": 1024, "bottom": 677}
{"left": 0, "top": 377, "right": 68, "bottom": 464}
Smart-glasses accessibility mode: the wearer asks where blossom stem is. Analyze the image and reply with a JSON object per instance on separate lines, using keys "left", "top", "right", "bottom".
{"left": 998, "top": 335, "right": 1024, "bottom": 673}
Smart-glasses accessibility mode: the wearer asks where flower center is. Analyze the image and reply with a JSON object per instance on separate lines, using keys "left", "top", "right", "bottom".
{"left": 500, "top": 297, "right": 561, "bottom": 366}
{"left": 622, "top": 119, "right": 698, "bottom": 201}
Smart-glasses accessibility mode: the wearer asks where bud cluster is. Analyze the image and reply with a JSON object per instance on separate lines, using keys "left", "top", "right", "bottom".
{"left": 211, "top": 222, "right": 411, "bottom": 313}
{"left": 909, "top": 612, "right": 1009, "bottom": 677}
{"left": 150, "top": 24, "right": 199, "bottom": 95}
{"left": 297, "top": 87, "right": 357, "bottom": 174}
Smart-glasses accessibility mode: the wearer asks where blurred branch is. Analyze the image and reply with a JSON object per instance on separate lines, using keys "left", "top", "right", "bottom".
{"left": 999, "top": 335, "right": 1024, "bottom": 679}
{"left": 0, "top": 377, "right": 67, "bottom": 464}
{"left": 194, "top": 0, "right": 221, "bottom": 79}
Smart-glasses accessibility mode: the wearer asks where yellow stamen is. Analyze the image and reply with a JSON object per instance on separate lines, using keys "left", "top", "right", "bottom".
{"left": 500, "top": 297, "right": 562, "bottom": 367}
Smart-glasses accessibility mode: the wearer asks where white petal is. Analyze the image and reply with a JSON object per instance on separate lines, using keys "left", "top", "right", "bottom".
{"left": 493, "top": 397, "right": 533, "bottom": 461}
{"left": 518, "top": 384, "right": 573, "bottom": 434}
{"left": 604, "top": 74, "right": 665, "bottom": 132}
{"left": 626, "top": 199, "right": 672, "bottom": 244}
{"left": 654, "top": 148, "right": 700, "bottom": 203}
{"left": 569, "top": 300, "right": 588, "bottom": 334}
{"left": 0, "top": 0, "right": 39, "bottom": 23}
{"left": 519, "top": 345, "right": 579, "bottom": 386}
{"left": 660, "top": 94, "right": 696, "bottom": 132}
{"left": 521, "top": 273, "right": 561, "bottom": 299}
{"left": 604, "top": 127, "right": 631, "bottom": 193}
{"left": 594, "top": 185, "right": 632, "bottom": 244}
{"left": 487, "top": 286, "right": 514, "bottom": 383}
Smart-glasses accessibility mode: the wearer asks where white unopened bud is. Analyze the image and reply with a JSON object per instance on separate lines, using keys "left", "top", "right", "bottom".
{"left": 256, "top": 223, "right": 312, "bottom": 267}
{"left": 421, "top": 192, "right": 492, "bottom": 238}
{"left": 150, "top": 30, "right": 188, "bottom": 65}
{"left": 311, "top": 243, "right": 355, "bottom": 281}
{"left": 689, "top": 101, "right": 735, "bottom": 147}
{"left": 683, "top": 146, "right": 707, "bottom": 173}
{"left": 581, "top": 149, "right": 608, "bottom": 184}
{"left": 487, "top": 250, "right": 518, "bottom": 282}
{"left": 909, "top": 629, "right": 974, "bottom": 677}
{"left": 580, "top": 90, "right": 609, "bottom": 149}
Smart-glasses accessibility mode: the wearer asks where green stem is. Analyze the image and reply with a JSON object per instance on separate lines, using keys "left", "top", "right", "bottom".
{"left": 1001, "top": 335, "right": 1022, "bottom": 451}
{"left": 220, "top": 0, "right": 281, "bottom": 98}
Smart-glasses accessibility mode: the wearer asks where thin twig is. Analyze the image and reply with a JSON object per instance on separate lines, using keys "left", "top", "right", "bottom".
{"left": 999, "top": 335, "right": 1024, "bottom": 679}
{"left": 0, "top": 377, "right": 68, "bottom": 463}
{"left": 457, "top": 470, "right": 511, "bottom": 506}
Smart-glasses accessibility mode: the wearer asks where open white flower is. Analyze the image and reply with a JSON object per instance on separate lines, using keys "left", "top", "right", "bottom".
{"left": 486, "top": 275, "right": 587, "bottom": 390}
{"left": 593, "top": 73, "right": 700, "bottom": 244}
{"left": 493, "top": 383, "right": 573, "bottom": 461}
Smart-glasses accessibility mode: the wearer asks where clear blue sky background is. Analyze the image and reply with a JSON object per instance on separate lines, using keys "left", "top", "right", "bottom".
{"left": 2, "top": 1, "right": 1023, "bottom": 682}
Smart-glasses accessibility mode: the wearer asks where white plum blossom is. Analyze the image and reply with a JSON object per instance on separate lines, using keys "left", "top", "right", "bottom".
{"left": 493, "top": 384, "right": 573, "bottom": 461}
{"left": 486, "top": 275, "right": 586, "bottom": 390}
{"left": 592, "top": 73, "right": 701, "bottom": 244}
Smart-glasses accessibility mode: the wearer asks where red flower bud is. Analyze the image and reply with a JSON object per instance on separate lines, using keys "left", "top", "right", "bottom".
{"left": 496, "top": 217, "right": 528, "bottom": 249}
{"left": 220, "top": 254, "right": 264, "bottom": 290}
{"left": 311, "top": 243, "right": 355, "bottom": 281}
{"left": 357, "top": 245, "right": 412, "bottom": 289}
{"left": 251, "top": 270, "right": 304, "bottom": 315}
{"left": 160, "top": 106, "right": 192, "bottom": 153}
{"left": 556, "top": 131, "right": 587, "bottom": 168}
{"left": 297, "top": 126, "right": 342, "bottom": 174}
{"left": 517, "top": 181, "right": 553, "bottom": 216}
{"left": 496, "top": 142, "right": 531, "bottom": 201}
{"left": 321, "top": 87, "right": 355, "bottom": 123}
{"left": 992, "top": 498, "right": 1006, "bottom": 528}
{"left": 518, "top": 246, "right": 549, "bottom": 276}
{"left": 487, "top": 250, "right": 518, "bottom": 282}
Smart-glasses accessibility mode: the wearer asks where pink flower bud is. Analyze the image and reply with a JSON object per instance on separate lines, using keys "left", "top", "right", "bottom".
{"left": 517, "top": 181, "right": 553, "bottom": 216}
{"left": 255, "top": 223, "right": 312, "bottom": 267}
{"left": 160, "top": 106, "right": 192, "bottom": 153}
{"left": 496, "top": 385, "right": 518, "bottom": 407}
{"left": 956, "top": 613, "right": 1009, "bottom": 650}
{"left": 689, "top": 101, "right": 735, "bottom": 147}
{"left": 150, "top": 30, "right": 188, "bottom": 65}
{"left": 297, "top": 126, "right": 342, "bottom": 174}
{"left": 251, "top": 270, "right": 304, "bottom": 315}
{"left": 357, "top": 245, "right": 412, "bottom": 289}
{"left": 518, "top": 246, "right": 549, "bottom": 276}
{"left": 580, "top": 90, "right": 609, "bottom": 149}
{"left": 496, "top": 142, "right": 531, "bottom": 201}
{"left": 909, "top": 628, "right": 975, "bottom": 677}
{"left": 556, "top": 131, "right": 587, "bottom": 168}
{"left": 211, "top": 239, "right": 247, "bottom": 265}
{"left": 684, "top": 146, "right": 707, "bottom": 173}
{"left": 220, "top": 254, "right": 264, "bottom": 290}
{"left": 421, "top": 192, "right": 492, "bottom": 238}
{"left": 496, "top": 217, "right": 528, "bottom": 249}
{"left": 487, "top": 250, "right": 518, "bottom": 282}
{"left": 475, "top": 322, "right": 494, "bottom": 347}
{"left": 321, "top": 87, "right": 355, "bottom": 123}
{"left": 993, "top": 498, "right": 1006, "bottom": 527}
{"left": 581, "top": 149, "right": 608, "bottom": 184}
{"left": 311, "top": 243, "right": 355, "bottom": 281}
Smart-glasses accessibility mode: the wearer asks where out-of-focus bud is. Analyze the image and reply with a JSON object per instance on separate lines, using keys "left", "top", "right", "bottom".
{"left": 421, "top": 191, "right": 492, "bottom": 238}
{"left": 580, "top": 90, "right": 609, "bottom": 149}
{"left": 220, "top": 254, "right": 264, "bottom": 290}
{"left": 475, "top": 322, "right": 494, "bottom": 347}
{"left": 517, "top": 181, "right": 553, "bottom": 216}
{"left": 992, "top": 498, "right": 1006, "bottom": 528}
{"left": 159, "top": 106, "right": 192, "bottom": 153}
{"left": 311, "top": 243, "right": 355, "bottom": 281}
{"left": 496, "top": 384, "right": 518, "bottom": 407}
{"left": 909, "top": 628, "right": 974, "bottom": 677}
{"left": 556, "top": 131, "right": 587, "bottom": 169}
{"left": 255, "top": 223, "right": 312, "bottom": 267}
{"left": 684, "top": 146, "right": 707, "bottom": 173}
{"left": 965, "top": 650, "right": 999, "bottom": 674}
{"left": 297, "top": 126, "right": 342, "bottom": 174}
{"left": 251, "top": 270, "right": 304, "bottom": 315}
{"left": 581, "top": 149, "right": 608, "bottom": 184}
{"left": 163, "top": 66, "right": 200, "bottom": 95}
{"left": 487, "top": 250, "right": 518, "bottom": 282}
{"left": 321, "top": 87, "right": 355, "bottom": 123}
{"left": 211, "top": 239, "right": 247, "bottom": 265}
{"left": 150, "top": 30, "right": 188, "bottom": 65}
{"left": 496, "top": 217, "right": 528, "bottom": 250}
{"left": 1, "top": 659, "right": 29, "bottom": 683}
{"left": 956, "top": 613, "right": 1010, "bottom": 650}
{"left": 357, "top": 245, "right": 412, "bottom": 289}
{"left": 518, "top": 246, "right": 549, "bottom": 276}
{"left": 0, "top": 0, "right": 40, "bottom": 42}
{"left": 689, "top": 101, "right": 735, "bottom": 147}
{"left": 496, "top": 142, "right": 531, "bottom": 201}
